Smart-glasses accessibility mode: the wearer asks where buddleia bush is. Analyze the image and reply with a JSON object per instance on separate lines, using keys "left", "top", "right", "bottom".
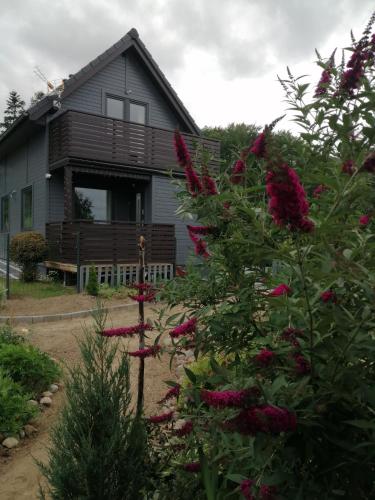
{"left": 151, "top": 14, "right": 375, "bottom": 500}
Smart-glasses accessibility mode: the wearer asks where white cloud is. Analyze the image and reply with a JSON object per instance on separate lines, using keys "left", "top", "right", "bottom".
{"left": 0, "top": 0, "right": 373, "bottom": 130}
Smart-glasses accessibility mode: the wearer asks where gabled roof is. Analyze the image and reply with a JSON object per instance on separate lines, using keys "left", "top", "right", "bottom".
{"left": 61, "top": 28, "right": 200, "bottom": 135}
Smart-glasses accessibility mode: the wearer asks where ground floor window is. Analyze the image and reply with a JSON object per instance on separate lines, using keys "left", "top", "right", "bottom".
{"left": 74, "top": 187, "right": 112, "bottom": 221}
{"left": 1, "top": 196, "right": 9, "bottom": 231}
{"left": 21, "top": 187, "right": 33, "bottom": 230}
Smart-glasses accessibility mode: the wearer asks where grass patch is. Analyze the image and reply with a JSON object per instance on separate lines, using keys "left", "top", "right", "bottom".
{"left": 1, "top": 279, "right": 76, "bottom": 300}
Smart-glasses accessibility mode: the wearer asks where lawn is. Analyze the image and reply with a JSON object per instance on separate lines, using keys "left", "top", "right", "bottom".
{"left": 1, "top": 279, "right": 76, "bottom": 299}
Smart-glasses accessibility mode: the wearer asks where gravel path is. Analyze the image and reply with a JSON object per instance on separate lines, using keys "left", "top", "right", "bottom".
{"left": 0, "top": 305, "right": 175, "bottom": 500}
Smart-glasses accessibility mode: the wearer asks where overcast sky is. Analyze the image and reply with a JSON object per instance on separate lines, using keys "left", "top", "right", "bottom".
{"left": 0, "top": 0, "right": 373, "bottom": 132}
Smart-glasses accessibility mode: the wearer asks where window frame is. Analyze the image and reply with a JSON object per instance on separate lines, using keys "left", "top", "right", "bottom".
{"left": 105, "top": 95, "right": 125, "bottom": 120}
{"left": 1, "top": 195, "right": 9, "bottom": 232}
{"left": 21, "top": 185, "right": 33, "bottom": 231}
{"left": 103, "top": 92, "right": 149, "bottom": 125}
{"left": 128, "top": 99, "right": 148, "bottom": 125}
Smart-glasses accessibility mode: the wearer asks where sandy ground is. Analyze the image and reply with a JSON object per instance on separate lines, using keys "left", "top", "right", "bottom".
{"left": 0, "top": 305, "right": 175, "bottom": 500}
{"left": 1, "top": 293, "right": 132, "bottom": 316}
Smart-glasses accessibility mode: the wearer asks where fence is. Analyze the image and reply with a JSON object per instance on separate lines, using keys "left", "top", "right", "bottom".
{"left": 0, "top": 233, "right": 10, "bottom": 299}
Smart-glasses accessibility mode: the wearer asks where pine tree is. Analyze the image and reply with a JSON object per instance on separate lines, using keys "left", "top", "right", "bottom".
{"left": 30, "top": 90, "right": 45, "bottom": 106}
{"left": 39, "top": 306, "right": 150, "bottom": 499}
{"left": 0, "top": 91, "right": 25, "bottom": 132}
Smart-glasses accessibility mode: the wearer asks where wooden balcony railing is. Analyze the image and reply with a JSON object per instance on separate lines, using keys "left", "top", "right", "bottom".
{"left": 46, "top": 220, "right": 176, "bottom": 265}
{"left": 49, "top": 110, "right": 220, "bottom": 172}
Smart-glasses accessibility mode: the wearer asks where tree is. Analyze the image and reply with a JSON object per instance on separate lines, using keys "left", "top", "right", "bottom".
{"left": 0, "top": 91, "right": 25, "bottom": 132}
{"left": 40, "top": 307, "right": 149, "bottom": 499}
{"left": 30, "top": 90, "right": 45, "bottom": 106}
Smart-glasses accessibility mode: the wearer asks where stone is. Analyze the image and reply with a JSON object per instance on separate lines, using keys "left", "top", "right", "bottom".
{"left": 27, "top": 399, "right": 39, "bottom": 407}
{"left": 42, "top": 391, "right": 53, "bottom": 398}
{"left": 40, "top": 396, "right": 52, "bottom": 406}
{"left": 175, "top": 365, "right": 185, "bottom": 377}
{"left": 163, "top": 337, "right": 172, "bottom": 347}
{"left": 19, "top": 430, "right": 25, "bottom": 439}
{"left": 49, "top": 384, "right": 59, "bottom": 393}
{"left": 2, "top": 437, "right": 19, "bottom": 449}
{"left": 20, "top": 328, "right": 29, "bottom": 334}
{"left": 184, "top": 350, "right": 195, "bottom": 359}
{"left": 24, "top": 424, "right": 38, "bottom": 438}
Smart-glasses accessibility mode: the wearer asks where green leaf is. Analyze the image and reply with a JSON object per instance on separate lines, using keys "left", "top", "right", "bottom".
{"left": 343, "top": 420, "right": 375, "bottom": 430}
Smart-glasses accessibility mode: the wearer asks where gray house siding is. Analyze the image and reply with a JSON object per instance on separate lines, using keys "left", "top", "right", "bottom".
{"left": 151, "top": 175, "right": 191, "bottom": 265}
{"left": 62, "top": 50, "right": 185, "bottom": 130}
{"left": 0, "top": 130, "right": 47, "bottom": 236}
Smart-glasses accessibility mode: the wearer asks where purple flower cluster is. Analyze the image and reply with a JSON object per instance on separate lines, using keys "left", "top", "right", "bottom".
{"left": 170, "top": 317, "right": 197, "bottom": 338}
{"left": 102, "top": 323, "right": 153, "bottom": 337}
{"left": 266, "top": 165, "right": 314, "bottom": 233}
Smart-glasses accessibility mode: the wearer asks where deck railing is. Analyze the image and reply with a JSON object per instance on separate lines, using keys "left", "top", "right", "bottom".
{"left": 46, "top": 220, "right": 176, "bottom": 265}
{"left": 49, "top": 110, "right": 220, "bottom": 172}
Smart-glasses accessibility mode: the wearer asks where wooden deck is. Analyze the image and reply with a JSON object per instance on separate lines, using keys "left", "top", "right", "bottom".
{"left": 49, "top": 110, "right": 220, "bottom": 173}
{"left": 46, "top": 220, "right": 176, "bottom": 266}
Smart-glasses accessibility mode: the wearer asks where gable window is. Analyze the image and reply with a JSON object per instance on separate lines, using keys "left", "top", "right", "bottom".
{"left": 21, "top": 186, "right": 33, "bottom": 230}
{"left": 106, "top": 96, "right": 124, "bottom": 120}
{"left": 1, "top": 196, "right": 9, "bottom": 232}
{"left": 74, "top": 187, "right": 112, "bottom": 221}
{"left": 129, "top": 102, "right": 146, "bottom": 124}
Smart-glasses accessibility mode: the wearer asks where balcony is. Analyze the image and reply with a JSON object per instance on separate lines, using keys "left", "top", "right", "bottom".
{"left": 49, "top": 110, "right": 220, "bottom": 172}
{"left": 46, "top": 220, "right": 176, "bottom": 265}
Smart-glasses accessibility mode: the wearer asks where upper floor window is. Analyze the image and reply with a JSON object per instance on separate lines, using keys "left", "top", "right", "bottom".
{"left": 129, "top": 102, "right": 146, "bottom": 124}
{"left": 1, "top": 196, "right": 9, "bottom": 232}
{"left": 21, "top": 186, "right": 33, "bottom": 230}
{"left": 106, "top": 97, "right": 124, "bottom": 120}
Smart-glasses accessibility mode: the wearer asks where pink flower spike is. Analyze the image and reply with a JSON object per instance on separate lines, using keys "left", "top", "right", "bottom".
{"left": 174, "top": 130, "right": 192, "bottom": 168}
{"left": 128, "top": 345, "right": 161, "bottom": 359}
{"left": 129, "top": 293, "right": 155, "bottom": 303}
{"left": 200, "top": 388, "right": 258, "bottom": 408}
{"left": 255, "top": 348, "right": 276, "bottom": 367}
{"left": 148, "top": 411, "right": 174, "bottom": 424}
{"left": 240, "top": 479, "right": 255, "bottom": 500}
{"left": 359, "top": 215, "right": 370, "bottom": 226}
{"left": 102, "top": 323, "right": 153, "bottom": 337}
{"left": 320, "top": 290, "right": 337, "bottom": 304}
{"left": 170, "top": 317, "right": 197, "bottom": 338}
{"left": 314, "top": 68, "right": 332, "bottom": 97}
{"left": 268, "top": 283, "right": 292, "bottom": 297}
{"left": 175, "top": 420, "right": 193, "bottom": 437}
{"left": 342, "top": 159, "right": 355, "bottom": 175}
{"left": 250, "top": 131, "right": 266, "bottom": 158}
{"left": 231, "top": 159, "right": 246, "bottom": 184}
{"left": 259, "top": 484, "right": 277, "bottom": 500}
{"left": 266, "top": 164, "right": 314, "bottom": 233}
{"left": 313, "top": 184, "right": 327, "bottom": 198}
{"left": 130, "top": 282, "right": 154, "bottom": 292}
{"left": 158, "top": 384, "right": 181, "bottom": 404}
{"left": 202, "top": 174, "right": 218, "bottom": 195}
{"left": 182, "top": 462, "right": 201, "bottom": 473}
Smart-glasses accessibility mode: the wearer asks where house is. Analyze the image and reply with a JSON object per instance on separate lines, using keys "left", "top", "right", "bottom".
{"left": 0, "top": 29, "right": 219, "bottom": 287}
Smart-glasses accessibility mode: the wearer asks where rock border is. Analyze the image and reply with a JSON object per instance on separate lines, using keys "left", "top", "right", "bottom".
{"left": 0, "top": 302, "right": 138, "bottom": 324}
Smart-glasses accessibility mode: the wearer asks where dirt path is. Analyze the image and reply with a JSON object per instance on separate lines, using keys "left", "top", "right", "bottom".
{"left": 0, "top": 305, "right": 175, "bottom": 500}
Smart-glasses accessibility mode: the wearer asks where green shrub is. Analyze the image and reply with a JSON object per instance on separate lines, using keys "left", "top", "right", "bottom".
{"left": 0, "top": 324, "right": 24, "bottom": 345}
{"left": 10, "top": 232, "right": 48, "bottom": 282}
{"left": 40, "top": 308, "right": 149, "bottom": 499}
{"left": 86, "top": 265, "right": 99, "bottom": 296}
{"left": 0, "top": 343, "right": 61, "bottom": 395}
{"left": 0, "top": 369, "right": 37, "bottom": 435}
{"left": 98, "top": 283, "right": 130, "bottom": 300}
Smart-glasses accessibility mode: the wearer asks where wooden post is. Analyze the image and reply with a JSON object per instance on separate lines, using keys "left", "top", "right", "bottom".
{"left": 136, "top": 234, "right": 146, "bottom": 416}
{"left": 6, "top": 233, "right": 10, "bottom": 299}
{"left": 76, "top": 231, "right": 81, "bottom": 293}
